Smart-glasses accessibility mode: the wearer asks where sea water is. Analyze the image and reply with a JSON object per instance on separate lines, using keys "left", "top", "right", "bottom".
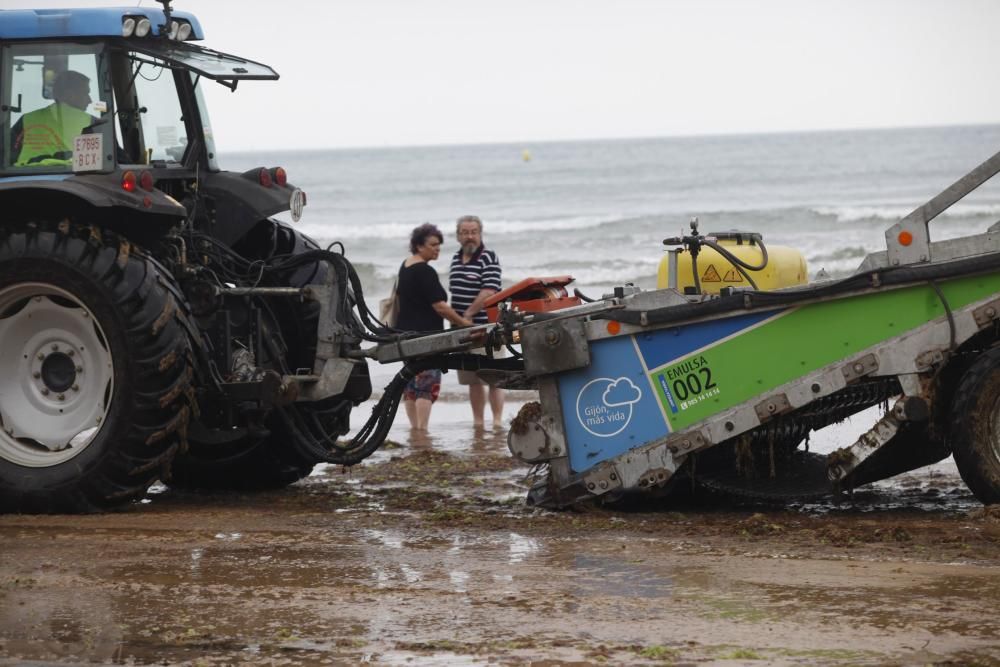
{"left": 223, "top": 124, "right": 1000, "bottom": 396}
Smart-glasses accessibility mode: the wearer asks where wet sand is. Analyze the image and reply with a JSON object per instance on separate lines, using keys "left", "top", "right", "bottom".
{"left": 1, "top": 397, "right": 1000, "bottom": 665}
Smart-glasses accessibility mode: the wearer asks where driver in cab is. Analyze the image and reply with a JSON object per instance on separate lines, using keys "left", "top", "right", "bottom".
{"left": 12, "top": 70, "right": 94, "bottom": 166}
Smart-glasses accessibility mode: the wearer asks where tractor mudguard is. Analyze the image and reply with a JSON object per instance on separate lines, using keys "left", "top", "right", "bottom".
{"left": 0, "top": 175, "right": 187, "bottom": 219}
{"left": 198, "top": 170, "right": 304, "bottom": 246}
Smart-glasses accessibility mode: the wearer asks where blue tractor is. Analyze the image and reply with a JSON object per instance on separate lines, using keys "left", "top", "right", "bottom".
{"left": 0, "top": 3, "right": 381, "bottom": 512}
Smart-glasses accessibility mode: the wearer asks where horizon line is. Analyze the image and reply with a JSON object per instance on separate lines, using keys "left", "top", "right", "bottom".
{"left": 222, "top": 121, "right": 1000, "bottom": 155}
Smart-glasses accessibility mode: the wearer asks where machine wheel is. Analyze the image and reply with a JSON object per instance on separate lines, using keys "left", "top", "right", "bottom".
{"left": 0, "top": 223, "right": 193, "bottom": 513}
{"left": 949, "top": 346, "right": 1000, "bottom": 504}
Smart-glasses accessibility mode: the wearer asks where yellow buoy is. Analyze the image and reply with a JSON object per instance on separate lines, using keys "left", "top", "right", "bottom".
{"left": 522, "top": 149, "right": 532, "bottom": 162}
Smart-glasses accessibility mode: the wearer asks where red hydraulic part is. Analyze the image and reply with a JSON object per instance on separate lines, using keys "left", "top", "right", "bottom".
{"left": 483, "top": 275, "right": 582, "bottom": 323}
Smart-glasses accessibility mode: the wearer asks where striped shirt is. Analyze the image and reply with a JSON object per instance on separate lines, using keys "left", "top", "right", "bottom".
{"left": 449, "top": 245, "right": 502, "bottom": 324}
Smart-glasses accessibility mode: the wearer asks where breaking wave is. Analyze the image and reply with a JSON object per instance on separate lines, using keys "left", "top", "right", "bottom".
{"left": 811, "top": 203, "right": 1000, "bottom": 223}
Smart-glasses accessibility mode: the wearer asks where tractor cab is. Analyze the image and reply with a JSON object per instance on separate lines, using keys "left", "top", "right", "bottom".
{"left": 1, "top": 6, "right": 273, "bottom": 175}
{"left": 0, "top": 4, "right": 304, "bottom": 242}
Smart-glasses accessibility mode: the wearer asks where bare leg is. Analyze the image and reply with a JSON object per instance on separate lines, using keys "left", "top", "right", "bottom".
{"left": 488, "top": 385, "right": 505, "bottom": 428}
{"left": 468, "top": 383, "right": 487, "bottom": 426}
{"left": 403, "top": 398, "right": 418, "bottom": 429}
{"left": 415, "top": 398, "right": 434, "bottom": 430}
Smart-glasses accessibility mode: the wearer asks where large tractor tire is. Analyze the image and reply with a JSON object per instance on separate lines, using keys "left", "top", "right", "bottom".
{"left": 167, "top": 220, "right": 367, "bottom": 491}
{"left": 949, "top": 346, "right": 1000, "bottom": 504}
{"left": 0, "top": 223, "right": 194, "bottom": 513}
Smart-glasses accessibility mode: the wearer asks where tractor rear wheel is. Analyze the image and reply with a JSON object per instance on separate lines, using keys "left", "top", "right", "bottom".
{"left": 0, "top": 223, "right": 193, "bottom": 513}
{"left": 949, "top": 346, "right": 1000, "bottom": 504}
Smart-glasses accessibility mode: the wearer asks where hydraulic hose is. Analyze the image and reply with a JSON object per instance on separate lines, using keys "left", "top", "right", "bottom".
{"left": 699, "top": 237, "right": 769, "bottom": 291}
{"left": 691, "top": 251, "right": 702, "bottom": 294}
{"left": 281, "top": 360, "right": 423, "bottom": 466}
{"left": 270, "top": 248, "right": 414, "bottom": 342}
{"left": 605, "top": 249, "right": 1000, "bottom": 328}
{"left": 705, "top": 237, "right": 769, "bottom": 272}
{"left": 283, "top": 353, "right": 524, "bottom": 466}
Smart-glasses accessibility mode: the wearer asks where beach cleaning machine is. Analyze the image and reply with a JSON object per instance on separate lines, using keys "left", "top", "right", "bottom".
{"left": 4, "top": 4, "right": 1000, "bottom": 513}
{"left": 370, "top": 146, "right": 1000, "bottom": 507}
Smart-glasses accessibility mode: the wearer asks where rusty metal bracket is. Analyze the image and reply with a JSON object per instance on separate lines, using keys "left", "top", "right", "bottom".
{"left": 666, "top": 429, "right": 709, "bottom": 455}
{"left": 754, "top": 393, "right": 792, "bottom": 422}
{"left": 827, "top": 409, "right": 903, "bottom": 483}
{"left": 915, "top": 347, "right": 947, "bottom": 371}
{"left": 581, "top": 463, "right": 624, "bottom": 496}
{"left": 520, "top": 318, "right": 591, "bottom": 376}
{"left": 219, "top": 370, "right": 297, "bottom": 406}
{"left": 973, "top": 299, "right": 1000, "bottom": 328}
{"left": 841, "top": 353, "right": 878, "bottom": 383}
{"left": 892, "top": 395, "right": 930, "bottom": 422}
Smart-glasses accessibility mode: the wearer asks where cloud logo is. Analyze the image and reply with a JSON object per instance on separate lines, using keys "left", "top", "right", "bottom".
{"left": 576, "top": 376, "right": 643, "bottom": 438}
{"left": 602, "top": 377, "right": 642, "bottom": 407}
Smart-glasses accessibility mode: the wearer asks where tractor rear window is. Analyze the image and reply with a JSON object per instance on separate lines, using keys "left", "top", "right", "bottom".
{"left": 115, "top": 53, "right": 191, "bottom": 165}
{"left": 128, "top": 40, "right": 277, "bottom": 83}
{"left": 1, "top": 43, "right": 114, "bottom": 172}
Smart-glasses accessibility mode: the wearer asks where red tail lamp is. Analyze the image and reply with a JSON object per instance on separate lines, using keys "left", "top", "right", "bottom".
{"left": 273, "top": 167, "right": 287, "bottom": 187}
{"left": 121, "top": 170, "right": 137, "bottom": 193}
{"left": 258, "top": 168, "right": 272, "bottom": 188}
{"left": 898, "top": 231, "right": 913, "bottom": 246}
{"left": 139, "top": 170, "right": 154, "bottom": 192}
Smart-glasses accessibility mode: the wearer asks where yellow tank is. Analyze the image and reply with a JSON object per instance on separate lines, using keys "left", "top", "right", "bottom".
{"left": 657, "top": 233, "right": 808, "bottom": 294}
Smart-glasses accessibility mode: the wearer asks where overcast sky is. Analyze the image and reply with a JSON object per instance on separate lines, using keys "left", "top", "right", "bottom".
{"left": 6, "top": 0, "right": 1000, "bottom": 150}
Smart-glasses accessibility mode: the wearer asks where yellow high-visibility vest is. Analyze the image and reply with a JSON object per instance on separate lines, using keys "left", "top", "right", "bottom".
{"left": 15, "top": 103, "right": 94, "bottom": 166}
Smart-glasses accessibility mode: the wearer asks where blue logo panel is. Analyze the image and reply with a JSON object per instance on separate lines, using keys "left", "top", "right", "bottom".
{"left": 558, "top": 336, "right": 670, "bottom": 473}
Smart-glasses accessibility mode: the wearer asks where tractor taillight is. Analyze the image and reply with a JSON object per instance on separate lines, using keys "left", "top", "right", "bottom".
{"left": 273, "top": 167, "right": 287, "bottom": 187}
{"left": 121, "top": 171, "right": 137, "bottom": 193}
{"left": 258, "top": 168, "right": 272, "bottom": 188}
{"left": 139, "top": 171, "right": 154, "bottom": 192}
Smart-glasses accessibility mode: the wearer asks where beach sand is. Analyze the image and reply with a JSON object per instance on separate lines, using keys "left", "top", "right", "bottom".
{"left": 2, "top": 391, "right": 1000, "bottom": 665}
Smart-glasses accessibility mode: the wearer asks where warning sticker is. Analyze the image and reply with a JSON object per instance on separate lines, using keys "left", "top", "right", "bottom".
{"left": 702, "top": 265, "right": 721, "bottom": 282}
{"left": 157, "top": 125, "right": 179, "bottom": 146}
{"left": 723, "top": 269, "right": 744, "bottom": 283}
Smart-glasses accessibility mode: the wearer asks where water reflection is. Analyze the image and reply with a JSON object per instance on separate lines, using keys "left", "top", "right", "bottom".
{"left": 508, "top": 532, "right": 539, "bottom": 564}
{"left": 400, "top": 563, "right": 423, "bottom": 583}
{"left": 406, "top": 427, "right": 436, "bottom": 450}
{"left": 363, "top": 528, "right": 404, "bottom": 549}
{"left": 0, "top": 586, "right": 124, "bottom": 661}
{"left": 568, "top": 552, "right": 674, "bottom": 599}
{"left": 448, "top": 534, "right": 466, "bottom": 554}
{"left": 449, "top": 570, "right": 470, "bottom": 592}
{"left": 190, "top": 547, "right": 203, "bottom": 574}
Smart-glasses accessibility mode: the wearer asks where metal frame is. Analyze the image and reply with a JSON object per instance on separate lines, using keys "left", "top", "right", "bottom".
{"left": 502, "top": 143, "right": 1000, "bottom": 505}
{"left": 885, "top": 146, "right": 1000, "bottom": 267}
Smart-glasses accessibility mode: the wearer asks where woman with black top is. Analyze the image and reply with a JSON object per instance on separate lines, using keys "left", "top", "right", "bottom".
{"left": 396, "top": 223, "right": 472, "bottom": 431}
